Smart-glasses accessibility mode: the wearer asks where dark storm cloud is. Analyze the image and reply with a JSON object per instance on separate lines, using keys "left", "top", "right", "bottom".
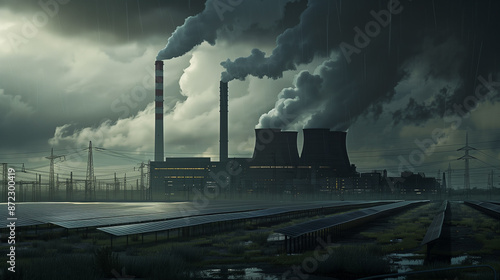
{"left": 389, "top": 0, "right": 500, "bottom": 125}
{"left": 220, "top": 0, "right": 500, "bottom": 130}
{"left": 0, "top": 0, "right": 206, "bottom": 44}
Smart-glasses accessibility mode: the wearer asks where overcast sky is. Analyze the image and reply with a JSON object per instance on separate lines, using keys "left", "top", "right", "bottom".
{"left": 1, "top": 0, "right": 499, "bottom": 189}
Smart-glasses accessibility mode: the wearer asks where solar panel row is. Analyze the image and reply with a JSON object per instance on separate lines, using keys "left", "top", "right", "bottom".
{"left": 96, "top": 201, "right": 391, "bottom": 237}
{"left": 276, "top": 200, "right": 429, "bottom": 238}
{"left": 0, "top": 202, "right": 191, "bottom": 228}
{"left": 421, "top": 212, "right": 445, "bottom": 245}
{"left": 51, "top": 204, "right": 267, "bottom": 229}
{"left": 421, "top": 200, "right": 449, "bottom": 246}
{"left": 465, "top": 201, "right": 500, "bottom": 218}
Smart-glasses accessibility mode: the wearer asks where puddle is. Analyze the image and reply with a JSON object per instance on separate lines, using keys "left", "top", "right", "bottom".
{"left": 196, "top": 267, "right": 278, "bottom": 280}
{"left": 267, "top": 232, "right": 285, "bottom": 242}
{"left": 386, "top": 253, "right": 425, "bottom": 280}
{"left": 384, "top": 253, "right": 482, "bottom": 280}
{"left": 451, "top": 254, "right": 481, "bottom": 265}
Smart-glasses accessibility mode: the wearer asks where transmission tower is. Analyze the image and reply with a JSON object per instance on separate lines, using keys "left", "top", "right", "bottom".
{"left": 135, "top": 162, "right": 148, "bottom": 201}
{"left": 46, "top": 148, "right": 65, "bottom": 201}
{"left": 441, "top": 172, "right": 446, "bottom": 195}
{"left": 85, "top": 141, "right": 95, "bottom": 200}
{"left": 2, "top": 163, "right": 7, "bottom": 202}
{"left": 457, "top": 132, "right": 476, "bottom": 199}
{"left": 124, "top": 173, "right": 127, "bottom": 201}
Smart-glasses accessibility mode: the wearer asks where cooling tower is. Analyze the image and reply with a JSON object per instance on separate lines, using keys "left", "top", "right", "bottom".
{"left": 220, "top": 81, "right": 228, "bottom": 162}
{"left": 301, "top": 129, "right": 351, "bottom": 170}
{"left": 328, "top": 131, "right": 351, "bottom": 169}
{"left": 251, "top": 129, "right": 299, "bottom": 166}
{"left": 154, "top": 60, "right": 164, "bottom": 162}
{"left": 300, "top": 128, "right": 330, "bottom": 166}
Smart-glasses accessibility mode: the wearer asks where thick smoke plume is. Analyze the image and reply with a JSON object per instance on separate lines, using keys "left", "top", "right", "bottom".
{"left": 220, "top": 1, "right": 331, "bottom": 82}
{"left": 222, "top": 0, "right": 500, "bottom": 129}
{"left": 156, "top": 0, "right": 296, "bottom": 61}
{"left": 158, "top": 0, "right": 499, "bottom": 130}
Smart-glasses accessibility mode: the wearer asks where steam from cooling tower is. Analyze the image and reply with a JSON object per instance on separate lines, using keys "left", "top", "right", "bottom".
{"left": 257, "top": 54, "right": 402, "bottom": 131}
{"left": 257, "top": 70, "right": 324, "bottom": 129}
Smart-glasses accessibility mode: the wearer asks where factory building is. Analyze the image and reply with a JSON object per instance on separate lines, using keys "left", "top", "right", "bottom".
{"left": 150, "top": 158, "right": 212, "bottom": 199}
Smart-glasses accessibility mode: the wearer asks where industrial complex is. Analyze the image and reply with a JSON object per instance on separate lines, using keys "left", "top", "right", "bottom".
{"left": 149, "top": 61, "right": 441, "bottom": 199}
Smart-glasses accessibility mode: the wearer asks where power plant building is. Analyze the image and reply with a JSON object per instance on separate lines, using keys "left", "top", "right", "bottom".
{"left": 149, "top": 62, "right": 439, "bottom": 199}
{"left": 150, "top": 126, "right": 359, "bottom": 198}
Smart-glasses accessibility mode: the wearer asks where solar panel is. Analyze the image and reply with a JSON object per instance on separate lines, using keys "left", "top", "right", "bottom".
{"left": 51, "top": 203, "right": 268, "bottom": 229}
{"left": 421, "top": 211, "right": 445, "bottom": 245}
{"left": 275, "top": 201, "right": 428, "bottom": 238}
{"left": 0, "top": 200, "right": 398, "bottom": 231}
{"left": 465, "top": 201, "right": 500, "bottom": 217}
{"left": 96, "top": 201, "right": 393, "bottom": 237}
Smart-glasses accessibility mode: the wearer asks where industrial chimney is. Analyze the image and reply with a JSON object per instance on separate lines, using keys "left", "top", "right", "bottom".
{"left": 154, "top": 60, "right": 164, "bottom": 162}
{"left": 220, "top": 81, "right": 228, "bottom": 163}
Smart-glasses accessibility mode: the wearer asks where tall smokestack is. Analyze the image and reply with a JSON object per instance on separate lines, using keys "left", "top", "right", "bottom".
{"left": 220, "top": 81, "right": 228, "bottom": 162}
{"left": 154, "top": 61, "right": 164, "bottom": 162}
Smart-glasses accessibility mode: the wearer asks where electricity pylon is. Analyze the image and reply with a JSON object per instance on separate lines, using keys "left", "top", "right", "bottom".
{"left": 457, "top": 132, "right": 476, "bottom": 199}
{"left": 46, "top": 148, "right": 65, "bottom": 201}
{"left": 86, "top": 141, "right": 95, "bottom": 200}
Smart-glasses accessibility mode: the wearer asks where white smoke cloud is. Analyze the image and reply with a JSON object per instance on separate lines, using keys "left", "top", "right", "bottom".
{"left": 48, "top": 104, "right": 155, "bottom": 152}
{"left": 257, "top": 69, "right": 323, "bottom": 129}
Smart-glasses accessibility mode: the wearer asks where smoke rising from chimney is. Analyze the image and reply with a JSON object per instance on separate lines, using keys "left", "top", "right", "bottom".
{"left": 156, "top": 0, "right": 499, "bottom": 131}
{"left": 220, "top": 1, "right": 330, "bottom": 82}
{"left": 156, "top": 0, "right": 296, "bottom": 61}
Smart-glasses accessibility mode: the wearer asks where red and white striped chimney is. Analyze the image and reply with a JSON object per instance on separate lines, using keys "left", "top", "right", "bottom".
{"left": 154, "top": 60, "right": 164, "bottom": 162}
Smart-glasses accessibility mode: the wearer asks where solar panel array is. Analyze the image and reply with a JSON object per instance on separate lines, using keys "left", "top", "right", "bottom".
{"left": 0, "top": 200, "right": 288, "bottom": 229}
{"left": 1, "top": 202, "right": 190, "bottom": 228}
{"left": 96, "top": 200, "right": 390, "bottom": 237}
{"left": 276, "top": 200, "right": 428, "bottom": 238}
